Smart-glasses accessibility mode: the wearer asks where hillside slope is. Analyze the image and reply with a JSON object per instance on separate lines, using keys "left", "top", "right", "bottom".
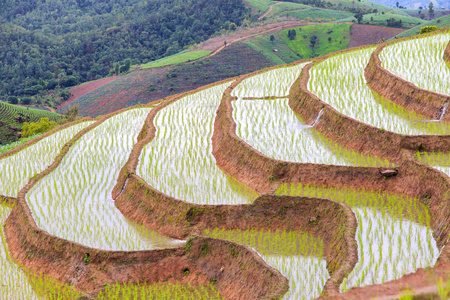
{"left": 0, "top": 102, "right": 61, "bottom": 145}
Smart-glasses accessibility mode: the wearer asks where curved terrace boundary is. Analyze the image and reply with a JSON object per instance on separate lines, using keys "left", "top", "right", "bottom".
{"left": 3, "top": 102, "right": 286, "bottom": 300}
{"left": 213, "top": 59, "right": 450, "bottom": 297}
{"left": 112, "top": 77, "right": 359, "bottom": 297}
{"left": 365, "top": 30, "right": 450, "bottom": 121}
{"left": 291, "top": 47, "right": 450, "bottom": 154}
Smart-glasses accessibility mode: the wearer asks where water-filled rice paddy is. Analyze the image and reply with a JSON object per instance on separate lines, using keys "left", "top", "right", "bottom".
{"left": 276, "top": 184, "right": 440, "bottom": 291}
{"left": 204, "top": 228, "right": 329, "bottom": 300}
{"left": 138, "top": 83, "right": 258, "bottom": 205}
{"left": 0, "top": 122, "right": 93, "bottom": 198}
{"left": 380, "top": 33, "right": 450, "bottom": 97}
{"left": 26, "top": 108, "right": 183, "bottom": 250}
{"left": 308, "top": 47, "right": 450, "bottom": 135}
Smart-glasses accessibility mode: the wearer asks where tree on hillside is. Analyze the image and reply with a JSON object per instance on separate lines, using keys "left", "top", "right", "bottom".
{"left": 287, "top": 29, "right": 296, "bottom": 40}
{"left": 270, "top": 35, "right": 275, "bottom": 44}
{"left": 354, "top": 12, "right": 364, "bottom": 24}
{"left": 429, "top": 1, "right": 435, "bottom": 18}
{"left": 7, "top": 96, "right": 18, "bottom": 104}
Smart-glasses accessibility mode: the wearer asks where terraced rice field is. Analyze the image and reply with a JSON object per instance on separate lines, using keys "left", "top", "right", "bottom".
{"left": 308, "top": 47, "right": 450, "bottom": 135}
{"left": 26, "top": 108, "right": 183, "bottom": 250}
{"left": 380, "top": 32, "right": 450, "bottom": 96}
{"left": 138, "top": 83, "right": 258, "bottom": 205}
{"left": 1, "top": 31, "right": 450, "bottom": 299}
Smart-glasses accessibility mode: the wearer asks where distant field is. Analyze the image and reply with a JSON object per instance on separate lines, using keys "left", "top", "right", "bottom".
{"left": 141, "top": 50, "right": 212, "bottom": 69}
{"left": 280, "top": 23, "right": 351, "bottom": 59}
{"left": 0, "top": 102, "right": 60, "bottom": 144}
{"left": 394, "top": 14, "right": 450, "bottom": 39}
{"left": 244, "top": 33, "right": 299, "bottom": 64}
{"left": 338, "top": 12, "right": 424, "bottom": 27}
{"left": 272, "top": 6, "right": 353, "bottom": 21}
{"left": 243, "top": 0, "right": 272, "bottom": 14}
{"left": 63, "top": 42, "right": 275, "bottom": 117}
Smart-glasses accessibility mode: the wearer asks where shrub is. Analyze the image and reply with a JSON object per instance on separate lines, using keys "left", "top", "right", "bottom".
{"left": 7, "top": 96, "right": 18, "bottom": 104}
{"left": 21, "top": 117, "right": 58, "bottom": 138}
{"left": 420, "top": 26, "right": 439, "bottom": 34}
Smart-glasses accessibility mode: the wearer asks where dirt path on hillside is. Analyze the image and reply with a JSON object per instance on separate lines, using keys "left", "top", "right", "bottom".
{"left": 258, "top": 2, "right": 282, "bottom": 20}
{"left": 202, "top": 20, "right": 313, "bottom": 59}
{"left": 58, "top": 75, "right": 121, "bottom": 110}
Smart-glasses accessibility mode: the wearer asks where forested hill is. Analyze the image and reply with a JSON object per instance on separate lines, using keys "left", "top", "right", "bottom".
{"left": 0, "top": 0, "right": 252, "bottom": 96}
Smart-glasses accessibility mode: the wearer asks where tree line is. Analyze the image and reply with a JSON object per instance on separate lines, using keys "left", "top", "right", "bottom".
{"left": 0, "top": 0, "right": 252, "bottom": 98}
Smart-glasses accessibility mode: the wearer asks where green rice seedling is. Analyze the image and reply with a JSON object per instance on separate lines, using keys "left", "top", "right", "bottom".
{"left": 309, "top": 47, "right": 450, "bottom": 134}
{"left": 0, "top": 122, "right": 93, "bottom": 198}
{"left": 276, "top": 184, "right": 440, "bottom": 291}
{"left": 26, "top": 108, "right": 183, "bottom": 251}
{"left": 232, "top": 98, "right": 390, "bottom": 167}
{"left": 232, "top": 63, "right": 308, "bottom": 98}
{"left": 0, "top": 204, "right": 81, "bottom": 299}
{"left": 415, "top": 151, "right": 450, "bottom": 177}
{"left": 380, "top": 32, "right": 450, "bottom": 97}
{"left": 203, "top": 228, "right": 328, "bottom": 300}
{"left": 138, "top": 82, "right": 258, "bottom": 205}
{"left": 96, "top": 282, "right": 223, "bottom": 300}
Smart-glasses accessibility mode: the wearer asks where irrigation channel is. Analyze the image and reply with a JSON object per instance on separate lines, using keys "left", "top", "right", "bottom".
{"left": 26, "top": 108, "right": 184, "bottom": 250}
{"left": 230, "top": 63, "right": 440, "bottom": 294}
{"left": 308, "top": 46, "right": 450, "bottom": 134}
{"left": 380, "top": 32, "right": 450, "bottom": 97}
{"left": 0, "top": 122, "right": 93, "bottom": 198}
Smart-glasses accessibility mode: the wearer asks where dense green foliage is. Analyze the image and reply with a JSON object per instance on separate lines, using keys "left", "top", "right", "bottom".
{"left": 420, "top": 25, "right": 440, "bottom": 34}
{"left": 0, "top": 102, "right": 60, "bottom": 144}
{"left": 0, "top": 0, "right": 252, "bottom": 96}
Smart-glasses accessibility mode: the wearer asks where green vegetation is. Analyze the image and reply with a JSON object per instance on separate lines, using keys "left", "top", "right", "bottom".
{"left": 280, "top": 23, "right": 351, "bottom": 59}
{"left": 244, "top": 34, "right": 299, "bottom": 64}
{"left": 0, "top": 0, "right": 252, "bottom": 97}
{"left": 96, "top": 282, "right": 223, "bottom": 299}
{"left": 0, "top": 102, "right": 60, "bottom": 144}
{"left": 420, "top": 25, "right": 440, "bottom": 34}
{"left": 142, "top": 50, "right": 212, "bottom": 69}
{"left": 338, "top": 11, "right": 423, "bottom": 27}
{"left": 0, "top": 134, "right": 41, "bottom": 154}
{"left": 393, "top": 14, "right": 450, "bottom": 39}
{"left": 21, "top": 118, "right": 58, "bottom": 139}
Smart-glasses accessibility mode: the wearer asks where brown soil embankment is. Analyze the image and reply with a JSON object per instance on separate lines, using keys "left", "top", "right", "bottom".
{"left": 4, "top": 102, "right": 286, "bottom": 299}
{"left": 116, "top": 175, "right": 358, "bottom": 297}
{"left": 291, "top": 47, "right": 450, "bottom": 154}
{"left": 444, "top": 40, "right": 450, "bottom": 63}
{"left": 365, "top": 30, "right": 450, "bottom": 121}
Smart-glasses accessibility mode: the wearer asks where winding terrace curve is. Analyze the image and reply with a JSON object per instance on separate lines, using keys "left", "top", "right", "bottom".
{"left": 365, "top": 30, "right": 450, "bottom": 121}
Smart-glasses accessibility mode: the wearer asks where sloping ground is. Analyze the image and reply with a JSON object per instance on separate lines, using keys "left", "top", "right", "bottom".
{"left": 394, "top": 14, "right": 450, "bottom": 39}
{"left": 0, "top": 102, "right": 61, "bottom": 145}
{"left": 59, "top": 75, "right": 120, "bottom": 111}
{"left": 63, "top": 42, "right": 275, "bottom": 117}
{"left": 348, "top": 24, "right": 405, "bottom": 48}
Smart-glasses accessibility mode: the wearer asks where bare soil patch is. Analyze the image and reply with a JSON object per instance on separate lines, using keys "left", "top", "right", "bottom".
{"left": 59, "top": 75, "right": 120, "bottom": 110}
{"left": 348, "top": 24, "right": 405, "bottom": 48}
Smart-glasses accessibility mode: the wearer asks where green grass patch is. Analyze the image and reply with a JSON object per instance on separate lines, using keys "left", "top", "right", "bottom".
{"left": 394, "top": 14, "right": 450, "bottom": 39}
{"left": 279, "top": 7, "right": 353, "bottom": 22}
{"left": 142, "top": 50, "right": 212, "bottom": 69}
{"left": 280, "top": 23, "right": 351, "bottom": 59}
{"left": 243, "top": 0, "right": 272, "bottom": 14}
{"left": 244, "top": 33, "right": 299, "bottom": 64}
{"left": 338, "top": 12, "right": 424, "bottom": 27}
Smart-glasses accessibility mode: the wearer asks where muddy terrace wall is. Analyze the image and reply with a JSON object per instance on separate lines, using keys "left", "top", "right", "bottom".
{"left": 365, "top": 30, "right": 450, "bottom": 121}
{"left": 116, "top": 175, "right": 358, "bottom": 297}
{"left": 3, "top": 102, "right": 288, "bottom": 300}
{"left": 444, "top": 40, "right": 450, "bottom": 63}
